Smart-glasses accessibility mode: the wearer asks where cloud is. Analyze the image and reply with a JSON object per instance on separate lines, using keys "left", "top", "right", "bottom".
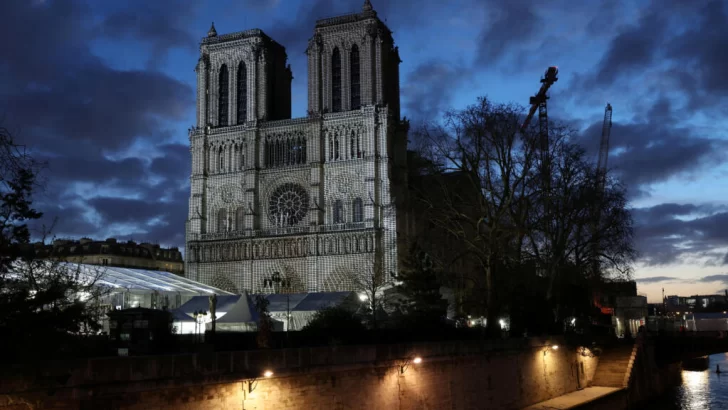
{"left": 701, "top": 275, "right": 728, "bottom": 284}
{"left": 636, "top": 276, "right": 680, "bottom": 284}
{"left": 401, "top": 60, "right": 472, "bottom": 123}
{"left": 632, "top": 203, "right": 728, "bottom": 266}
{"left": 574, "top": 98, "right": 728, "bottom": 199}
{"left": 1, "top": 0, "right": 193, "bottom": 249}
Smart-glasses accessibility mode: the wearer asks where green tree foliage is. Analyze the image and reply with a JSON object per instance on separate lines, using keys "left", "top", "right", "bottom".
{"left": 301, "top": 306, "right": 365, "bottom": 345}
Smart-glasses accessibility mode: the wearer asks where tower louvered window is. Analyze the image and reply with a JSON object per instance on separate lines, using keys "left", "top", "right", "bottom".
{"left": 236, "top": 62, "right": 247, "bottom": 124}
{"left": 218, "top": 64, "right": 229, "bottom": 126}
{"left": 332, "top": 48, "right": 342, "bottom": 113}
{"left": 350, "top": 45, "right": 361, "bottom": 110}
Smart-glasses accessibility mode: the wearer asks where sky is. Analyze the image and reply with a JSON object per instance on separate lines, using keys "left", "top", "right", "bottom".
{"left": 2, "top": 0, "right": 728, "bottom": 302}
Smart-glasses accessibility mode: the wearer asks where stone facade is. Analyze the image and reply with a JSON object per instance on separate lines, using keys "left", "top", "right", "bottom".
{"left": 185, "top": 1, "right": 409, "bottom": 293}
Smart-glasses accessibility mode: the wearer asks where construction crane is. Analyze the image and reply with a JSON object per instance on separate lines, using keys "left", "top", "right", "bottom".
{"left": 591, "top": 103, "right": 613, "bottom": 279}
{"left": 521, "top": 66, "right": 559, "bottom": 150}
{"left": 521, "top": 66, "right": 559, "bottom": 195}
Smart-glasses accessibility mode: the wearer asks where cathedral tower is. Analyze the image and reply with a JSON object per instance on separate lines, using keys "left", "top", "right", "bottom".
{"left": 185, "top": 1, "right": 408, "bottom": 296}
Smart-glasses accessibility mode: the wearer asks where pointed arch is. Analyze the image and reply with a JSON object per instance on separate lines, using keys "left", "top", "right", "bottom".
{"left": 331, "top": 47, "right": 342, "bottom": 112}
{"left": 218, "top": 64, "right": 229, "bottom": 126}
{"left": 218, "top": 146, "right": 225, "bottom": 172}
{"left": 350, "top": 45, "right": 361, "bottom": 110}
{"left": 236, "top": 61, "right": 247, "bottom": 124}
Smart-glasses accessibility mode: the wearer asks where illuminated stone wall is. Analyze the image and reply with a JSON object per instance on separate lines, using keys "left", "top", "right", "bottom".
{"left": 0, "top": 339, "right": 599, "bottom": 410}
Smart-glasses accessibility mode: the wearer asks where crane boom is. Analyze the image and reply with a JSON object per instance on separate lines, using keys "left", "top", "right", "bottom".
{"left": 520, "top": 66, "right": 559, "bottom": 133}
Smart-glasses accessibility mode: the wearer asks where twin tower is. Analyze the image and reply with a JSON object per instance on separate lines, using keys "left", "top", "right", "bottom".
{"left": 185, "top": 1, "right": 411, "bottom": 295}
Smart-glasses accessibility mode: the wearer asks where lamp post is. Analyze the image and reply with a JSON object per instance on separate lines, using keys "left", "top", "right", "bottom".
{"left": 264, "top": 272, "right": 292, "bottom": 338}
{"left": 192, "top": 310, "right": 207, "bottom": 343}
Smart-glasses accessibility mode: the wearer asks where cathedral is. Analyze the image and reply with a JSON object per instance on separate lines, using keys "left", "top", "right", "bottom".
{"left": 185, "top": 1, "right": 410, "bottom": 294}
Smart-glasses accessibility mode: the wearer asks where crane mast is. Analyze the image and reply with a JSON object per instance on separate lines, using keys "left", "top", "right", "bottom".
{"left": 522, "top": 67, "right": 559, "bottom": 195}
{"left": 591, "top": 103, "right": 613, "bottom": 279}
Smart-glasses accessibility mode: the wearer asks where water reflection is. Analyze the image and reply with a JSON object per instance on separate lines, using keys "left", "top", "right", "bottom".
{"left": 648, "top": 353, "right": 728, "bottom": 409}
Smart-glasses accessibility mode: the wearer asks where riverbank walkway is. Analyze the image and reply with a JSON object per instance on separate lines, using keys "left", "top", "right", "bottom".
{"left": 523, "top": 386, "right": 623, "bottom": 409}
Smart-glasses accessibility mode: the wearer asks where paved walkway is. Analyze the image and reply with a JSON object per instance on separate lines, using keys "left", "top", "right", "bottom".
{"left": 523, "top": 386, "right": 623, "bottom": 409}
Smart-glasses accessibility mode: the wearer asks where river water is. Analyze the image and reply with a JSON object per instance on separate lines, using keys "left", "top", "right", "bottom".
{"left": 646, "top": 353, "right": 728, "bottom": 409}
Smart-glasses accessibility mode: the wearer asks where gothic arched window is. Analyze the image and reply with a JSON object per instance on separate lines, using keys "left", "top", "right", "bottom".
{"left": 352, "top": 198, "right": 363, "bottom": 223}
{"left": 331, "top": 48, "right": 342, "bottom": 113}
{"left": 236, "top": 62, "right": 247, "bottom": 124}
{"left": 350, "top": 131, "right": 355, "bottom": 159}
{"left": 356, "top": 132, "right": 361, "bottom": 158}
{"left": 333, "top": 200, "right": 344, "bottom": 224}
{"left": 235, "top": 207, "right": 245, "bottom": 231}
{"left": 334, "top": 133, "right": 340, "bottom": 160}
{"left": 218, "top": 147, "right": 225, "bottom": 172}
{"left": 218, "top": 64, "right": 229, "bottom": 126}
{"left": 217, "top": 209, "right": 227, "bottom": 232}
{"left": 350, "top": 45, "right": 361, "bottom": 110}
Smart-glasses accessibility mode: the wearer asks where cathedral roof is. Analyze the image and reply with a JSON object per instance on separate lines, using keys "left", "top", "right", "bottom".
{"left": 314, "top": 0, "right": 382, "bottom": 29}
{"left": 200, "top": 28, "right": 278, "bottom": 47}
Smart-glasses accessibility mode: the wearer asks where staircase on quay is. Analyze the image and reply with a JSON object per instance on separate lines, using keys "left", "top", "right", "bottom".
{"left": 591, "top": 343, "right": 637, "bottom": 388}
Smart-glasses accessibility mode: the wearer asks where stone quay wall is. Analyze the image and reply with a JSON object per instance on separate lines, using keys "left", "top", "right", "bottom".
{"left": 0, "top": 337, "right": 598, "bottom": 410}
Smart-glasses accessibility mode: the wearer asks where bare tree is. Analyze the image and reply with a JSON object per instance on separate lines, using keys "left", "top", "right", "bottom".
{"left": 412, "top": 97, "right": 539, "bottom": 335}
{"left": 0, "top": 126, "right": 110, "bottom": 359}
{"left": 411, "top": 97, "right": 636, "bottom": 333}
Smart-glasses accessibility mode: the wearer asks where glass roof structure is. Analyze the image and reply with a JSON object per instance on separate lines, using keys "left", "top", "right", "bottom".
{"left": 9, "top": 262, "right": 234, "bottom": 296}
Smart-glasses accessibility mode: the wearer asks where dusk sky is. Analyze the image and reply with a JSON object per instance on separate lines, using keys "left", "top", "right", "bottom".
{"left": 3, "top": 0, "right": 728, "bottom": 302}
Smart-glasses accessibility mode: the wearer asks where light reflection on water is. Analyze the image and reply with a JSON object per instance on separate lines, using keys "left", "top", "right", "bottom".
{"left": 647, "top": 353, "right": 728, "bottom": 409}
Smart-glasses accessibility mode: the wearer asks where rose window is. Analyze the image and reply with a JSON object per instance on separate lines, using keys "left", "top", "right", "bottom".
{"left": 268, "top": 183, "right": 309, "bottom": 227}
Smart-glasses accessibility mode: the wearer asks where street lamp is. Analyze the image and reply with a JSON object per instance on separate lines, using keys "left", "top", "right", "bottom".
{"left": 264, "top": 272, "right": 292, "bottom": 337}
{"left": 191, "top": 310, "right": 207, "bottom": 342}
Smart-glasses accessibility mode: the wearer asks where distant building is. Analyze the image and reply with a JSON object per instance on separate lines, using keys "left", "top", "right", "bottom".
{"left": 665, "top": 293, "right": 728, "bottom": 312}
{"left": 34, "top": 238, "right": 184, "bottom": 275}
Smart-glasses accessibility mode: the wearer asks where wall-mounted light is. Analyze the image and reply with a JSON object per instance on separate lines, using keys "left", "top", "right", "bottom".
{"left": 400, "top": 356, "right": 423, "bottom": 374}
{"left": 543, "top": 344, "right": 560, "bottom": 357}
{"left": 245, "top": 369, "right": 275, "bottom": 393}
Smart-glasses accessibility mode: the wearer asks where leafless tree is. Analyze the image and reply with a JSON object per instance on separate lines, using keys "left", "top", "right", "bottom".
{"left": 411, "top": 96, "right": 636, "bottom": 332}
{"left": 412, "top": 97, "right": 539, "bottom": 334}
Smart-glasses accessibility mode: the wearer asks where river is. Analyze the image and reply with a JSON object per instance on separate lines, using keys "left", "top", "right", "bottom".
{"left": 646, "top": 353, "right": 728, "bottom": 409}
